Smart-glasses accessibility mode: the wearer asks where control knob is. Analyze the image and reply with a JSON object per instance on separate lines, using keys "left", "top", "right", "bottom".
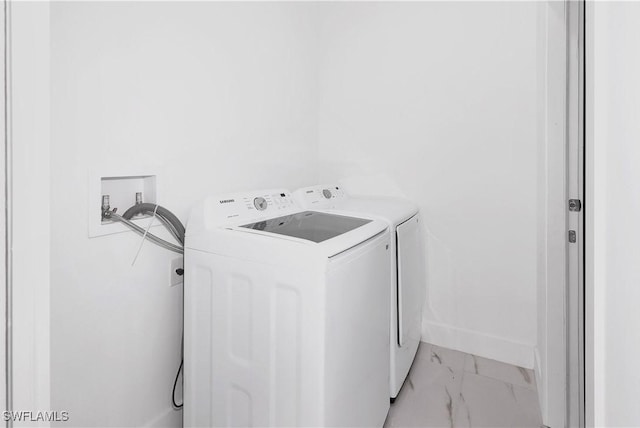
{"left": 253, "top": 197, "right": 268, "bottom": 211}
{"left": 322, "top": 189, "right": 332, "bottom": 199}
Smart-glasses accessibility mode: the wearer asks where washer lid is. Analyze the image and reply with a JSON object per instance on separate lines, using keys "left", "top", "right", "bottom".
{"left": 240, "top": 211, "right": 371, "bottom": 243}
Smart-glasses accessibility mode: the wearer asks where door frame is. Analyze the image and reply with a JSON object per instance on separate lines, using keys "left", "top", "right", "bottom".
{"left": 566, "top": 1, "right": 586, "bottom": 426}
{"left": 1, "top": 0, "right": 9, "bottom": 423}
{"left": 537, "top": 2, "right": 585, "bottom": 426}
{"left": 3, "top": 1, "right": 51, "bottom": 424}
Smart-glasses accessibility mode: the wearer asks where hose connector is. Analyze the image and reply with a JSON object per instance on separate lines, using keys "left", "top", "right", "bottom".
{"left": 101, "top": 195, "right": 111, "bottom": 220}
{"left": 101, "top": 195, "right": 118, "bottom": 220}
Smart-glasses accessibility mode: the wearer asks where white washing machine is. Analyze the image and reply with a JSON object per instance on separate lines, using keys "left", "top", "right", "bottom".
{"left": 184, "top": 189, "right": 391, "bottom": 427}
{"left": 293, "top": 185, "right": 424, "bottom": 401}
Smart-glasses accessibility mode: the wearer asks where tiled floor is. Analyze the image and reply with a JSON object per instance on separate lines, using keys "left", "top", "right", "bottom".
{"left": 384, "top": 342, "right": 542, "bottom": 428}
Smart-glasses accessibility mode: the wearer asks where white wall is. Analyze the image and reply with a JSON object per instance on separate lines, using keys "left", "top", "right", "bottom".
{"left": 587, "top": 2, "right": 640, "bottom": 426}
{"left": 50, "top": 3, "right": 318, "bottom": 426}
{"left": 535, "top": 2, "right": 568, "bottom": 427}
{"left": 315, "top": 2, "right": 538, "bottom": 368}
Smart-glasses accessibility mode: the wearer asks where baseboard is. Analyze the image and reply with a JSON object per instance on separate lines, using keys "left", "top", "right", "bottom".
{"left": 534, "top": 347, "right": 549, "bottom": 425}
{"left": 534, "top": 348, "right": 542, "bottom": 388}
{"left": 421, "top": 319, "right": 535, "bottom": 369}
{"left": 143, "top": 407, "right": 182, "bottom": 428}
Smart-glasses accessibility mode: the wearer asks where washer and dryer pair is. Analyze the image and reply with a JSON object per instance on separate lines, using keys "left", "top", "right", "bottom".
{"left": 183, "top": 186, "right": 423, "bottom": 427}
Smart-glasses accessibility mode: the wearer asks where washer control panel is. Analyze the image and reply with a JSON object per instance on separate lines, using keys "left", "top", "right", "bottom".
{"left": 206, "top": 189, "right": 298, "bottom": 225}
{"left": 241, "top": 192, "right": 295, "bottom": 213}
{"left": 293, "top": 184, "right": 347, "bottom": 209}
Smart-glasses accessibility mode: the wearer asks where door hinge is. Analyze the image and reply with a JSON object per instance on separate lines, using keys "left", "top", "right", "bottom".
{"left": 569, "top": 199, "right": 582, "bottom": 212}
{"left": 568, "top": 230, "right": 577, "bottom": 243}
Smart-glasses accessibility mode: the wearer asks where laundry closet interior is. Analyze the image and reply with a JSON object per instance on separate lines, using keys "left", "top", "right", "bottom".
{"left": 7, "top": 1, "right": 580, "bottom": 428}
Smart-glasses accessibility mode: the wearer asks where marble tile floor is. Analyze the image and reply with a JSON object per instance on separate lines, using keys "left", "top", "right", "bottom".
{"left": 384, "top": 342, "right": 542, "bottom": 428}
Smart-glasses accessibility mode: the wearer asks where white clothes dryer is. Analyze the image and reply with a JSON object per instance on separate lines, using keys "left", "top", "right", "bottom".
{"left": 293, "top": 185, "right": 424, "bottom": 401}
{"left": 184, "top": 189, "right": 391, "bottom": 427}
